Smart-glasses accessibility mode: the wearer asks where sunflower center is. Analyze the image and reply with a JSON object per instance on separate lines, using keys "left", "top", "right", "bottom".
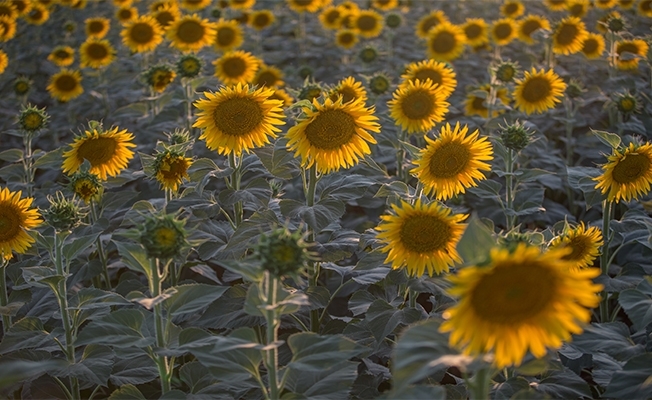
{"left": 401, "top": 90, "right": 435, "bottom": 120}
{"left": 356, "top": 15, "right": 377, "bottom": 32}
{"left": 431, "top": 31, "right": 456, "bottom": 54}
{"left": 472, "top": 96, "right": 487, "bottom": 110}
{"left": 216, "top": 27, "right": 236, "bottom": 46}
{"left": 55, "top": 75, "right": 78, "bottom": 92}
{"left": 521, "top": 76, "right": 551, "bottom": 103}
{"left": 154, "top": 227, "right": 179, "bottom": 248}
{"left": 504, "top": 3, "right": 518, "bottom": 14}
{"left": 464, "top": 24, "right": 482, "bottom": 39}
{"left": 294, "top": 0, "right": 314, "bottom": 6}
{"left": 181, "top": 59, "right": 200, "bottom": 74}
{"left": 253, "top": 14, "right": 271, "bottom": 27}
{"left": 556, "top": 23, "right": 578, "bottom": 46}
{"left": 421, "top": 17, "right": 440, "bottom": 34}
{"left": 74, "top": 180, "right": 97, "bottom": 200}
{"left": 612, "top": 153, "right": 650, "bottom": 184}
{"left": 521, "top": 20, "right": 542, "bottom": 37}
{"left": 569, "top": 4, "right": 584, "bottom": 15}
{"left": 304, "top": 109, "right": 356, "bottom": 150}
{"left": 155, "top": 11, "right": 175, "bottom": 28}
{"left": 86, "top": 43, "right": 108, "bottom": 60}
{"left": 29, "top": 9, "right": 43, "bottom": 20}
{"left": 255, "top": 71, "right": 279, "bottom": 87}
{"left": 617, "top": 43, "right": 639, "bottom": 55}
{"left": 619, "top": 98, "right": 635, "bottom": 111}
{"left": 88, "top": 21, "right": 105, "bottom": 34}
{"left": 212, "top": 97, "right": 264, "bottom": 137}
{"left": 160, "top": 158, "right": 188, "bottom": 180}
{"left": 429, "top": 142, "right": 471, "bottom": 178}
{"left": 23, "top": 113, "right": 44, "bottom": 130}
{"left": 331, "top": 87, "right": 357, "bottom": 104}
{"left": 221, "top": 57, "right": 246, "bottom": 78}
{"left": 562, "top": 236, "right": 590, "bottom": 261}
{"left": 0, "top": 203, "right": 21, "bottom": 242}
{"left": 118, "top": 9, "right": 133, "bottom": 20}
{"left": 339, "top": 32, "right": 355, "bottom": 45}
{"left": 177, "top": 20, "right": 204, "bottom": 43}
{"left": 400, "top": 214, "right": 452, "bottom": 253}
{"left": 494, "top": 23, "right": 512, "bottom": 40}
{"left": 582, "top": 38, "right": 598, "bottom": 53}
{"left": 130, "top": 22, "right": 155, "bottom": 44}
{"left": 55, "top": 49, "right": 71, "bottom": 59}
{"left": 325, "top": 10, "right": 340, "bottom": 24}
{"left": 76, "top": 137, "right": 118, "bottom": 166}
{"left": 471, "top": 262, "right": 557, "bottom": 324}
{"left": 642, "top": 0, "right": 652, "bottom": 11}
{"left": 414, "top": 70, "right": 443, "bottom": 86}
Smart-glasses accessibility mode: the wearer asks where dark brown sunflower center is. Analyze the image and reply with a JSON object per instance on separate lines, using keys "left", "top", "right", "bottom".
{"left": 0, "top": 6, "right": 12, "bottom": 17}
{"left": 118, "top": 9, "right": 133, "bottom": 20}
{"left": 88, "top": 21, "right": 105, "bottom": 34}
{"left": 160, "top": 158, "right": 188, "bottom": 179}
{"left": 55, "top": 49, "right": 71, "bottom": 59}
{"left": 521, "top": 20, "right": 542, "bottom": 37}
{"left": 617, "top": 43, "right": 640, "bottom": 55}
{"left": 472, "top": 95, "right": 487, "bottom": 111}
{"left": 504, "top": 3, "right": 519, "bottom": 15}
{"left": 55, "top": 75, "right": 78, "bottom": 92}
{"left": 216, "top": 27, "right": 236, "bottom": 46}
{"left": 494, "top": 23, "right": 512, "bottom": 40}
{"left": 330, "top": 87, "right": 357, "bottom": 104}
{"left": 612, "top": 153, "right": 651, "bottom": 184}
{"left": 221, "top": 57, "right": 246, "bottom": 78}
{"left": 212, "top": 97, "right": 264, "bottom": 137}
{"left": 255, "top": 71, "right": 280, "bottom": 87}
{"left": 356, "top": 15, "right": 377, "bottom": 32}
{"left": 464, "top": 24, "right": 482, "bottom": 39}
{"left": 420, "top": 17, "right": 440, "bottom": 34}
{"left": 400, "top": 214, "right": 451, "bottom": 253}
{"left": 74, "top": 180, "right": 97, "bottom": 200}
{"left": 401, "top": 90, "right": 435, "bottom": 120}
{"left": 471, "top": 262, "right": 557, "bottom": 324}
{"left": 155, "top": 12, "right": 174, "bottom": 28}
{"left": 413, "top": 70, "right": 443, "bottom": 86}
{"left": 253, "top": 14, "right": 271, "bottom": 27}
{"left": 556, "top": 23, "right": 579, "bottom": 46}
{"left": 130, "top": 22, "right": 155, "bottom": 43}
{"left": 0, "top": 203, "right": 21, "bottom": 242}
{"left": 29, "top": 9, "right": 43, "bottom": 20}
{"left": 582, "top": 38, "right": 598, "bottom": 54}
{"left": 86, "top": 43, "right": 109, "bottom": 60}
{"left": 77, "top": 136, "right": 118, "bottom": 166}
{"left": 561, "top": 236, "right": 590, "bottom": 261}
{"left": 304, "top": 109, "right": 356, "bottom": 150}
{"left": 339, "top": 32, "right": 355, "bottom": 45}
{"left": 325, "top": 10, "right": 340, "bottom": 24}
{"left": 431, "top": 31, "right": 456, "bottom": 54}
{"left": 569, "top": 4, "right": 585, "bottom": 16}
{"left": 521, "top": 76, "right": 551, "bottom": 103}
{"left": 294, "top": 0, "right": 314, "bottom": 6}
{"left": 429, "top": 142, "right": 472, "bottom": 178}
{"left": 177, "top": 20, "right": 204, "bottom": 43}
{"left": 642, "top": 0, "right": 652, "bottom": 11}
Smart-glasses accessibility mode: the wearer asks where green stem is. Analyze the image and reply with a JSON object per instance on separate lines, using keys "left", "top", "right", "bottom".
{"left": 396, "top": 128, "right": 406, "bottom": 182}
{"left": 305, "top": 165, "right": 320, "bottom": 332}
{"left": 264, "top": 273, "right": 280, "bottom": 399}
{"left": 150, "top": 258, "right": 171, "bottom": 394}
{"left": 90, "top": 199, "right": 111, "bottom": 289}
{"left": 564, "top": 98, "right": 577, "bottom": 217}
{"left": 1, "top": 258, "right": 11, "bottom": 333}
{"left": 546, "top": 38, "right": 555, "bottom": 70}
{"left": 609, "top": 32, "right": 617, "bottom": 78}
{"left": 486, "top": 82, "right": 497, "bottom": 122}
{"left": 599, "top": 200, "right": 613, "bottom": 323}
{"left": 505, "top": 148, "right": 516, "bottom": 230}
{"left": 469, "top": 367, "right": 492, "bottom": 400}
{"left": 23, "top": 131, "right": 34, "bottom": 198}
{"left": 408, "top": 288, "right": 418, "bottom": 309}
{"left": 229, "top": 153, "right": 243, "bottom": 226}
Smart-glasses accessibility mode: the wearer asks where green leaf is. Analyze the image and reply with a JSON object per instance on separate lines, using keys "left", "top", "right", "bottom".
{"left": 566, "top": 166, "right": 604, "bottom": 209}
{"left": 245, "top": 282, "right": 309, "bottom": 317}
{"left": 603, "top": 353, "right": 652, "bottom": 399}
{"left": 0, "top": 317, "right": 54, "bottom": 355}
{"left": 0, "top": 148, "right": 23, "bottom": 162}
{"left": 571, "top": 322, "right": 644, "bottom": 361}
{"left": 56, "top": 344, "right": 114, "bottom": 387}
{"left": 305, "top": 286, "right": 331, "bottom": 311}
{"left": 113, "top": 241, "right": 152, "bottom": 277}
{"left": 109, "top": 351, "right": 159, "bottom": 386}
{"left": 76, "top": 309, "right": 155, "bottom": 349}
{"left": 534, "top": 369, "right": 593, "bottom": 399}
{"left": 187, "top": 157, "right": 231, "bottom": 195}
{"left": 374, "top": 181, "right": 409, "bottom": 200}
{"left": 163, "top": 283, "right": 229, "bottom": 318}
{"left": 287, "top": 332, "right": 367, "bottom": 372}
{"left": 253, "top": 138, "right": 300, "bottom": 179}
{"left": 493, "top": 376, "right": 531, "bottom": 400}
{"left": 456, "top": 216, "right": 496, "bottom": 267}
{"left": 195, "top": 285, "right": 264, "bottom": 330}
{"left": 108, "top": 384, "right": 148, "bottom": 400}
{"left": 0, "top": 358, "right": 67, "bottom": 391}
{"left": 351, "top": 251, "right": 390, "bottom": 285}
{"left": 32, "top": 147, "right": 63, "bottom": 169}
{"left": 216, "top": 259, "right": 264, "bottom": 282}
{"left": 319, "top": 174, "right": 375, "bottom": 202}
{"left": 282, "top": 361, "right": 359, "bottom": 400}
{"left": 618, "top": 288, "right": 652, "bottom": 332}
{"left": 591, "top": 129, "right": 621, "bottom": 149}
{"left": 218, "top": 177, "right": 272, "bottom": 208}
{"left": 21, "top": 266, "right": 65, "bottom": 291}
{"left": 515, "top": 168, "right": 552, "bottom": 183}
{"left": 280, "top": 197, "right": 345, "bottom": 233}
{"left": 224, "top": 209, "right": 279, "bottom": 257}
{"left": 63, "top": 231, "right": 101, "bottom": 261}
{"left": 385, "top": 385, "right": 447, "bottom": 400}
{"left": 180, "top": 361, "right": 214, "bottom": 394}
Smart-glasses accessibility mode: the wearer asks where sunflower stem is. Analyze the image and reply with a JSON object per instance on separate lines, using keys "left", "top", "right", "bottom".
{"left": 90, "top": 198, "right": 111, "bottom": 289}
{"left": 229, "top": 153, "right": 243, "bottom": 226}
{"left": 263, "top": 271, "right": 280, "bottom": 400}
{"left": 564, "top": 97, "right": 577, "bottom": 217}
{"left": 609, "top": 31, "right": 617, "bottom": 78}
{"left": 396, "top": 128, "right": 406, "bottom": 182}
{"left": 1, "top": 258, "right": 11, "bottom": 333}
{"left": 305, "top": 165, "right": 321, "bottom": 332}
{"left": 408, "top": 288, "right": 418, "bottom": 309}
{"left": 23, "top": 131, "right": 34, "bottom": 198}
{"left": 599, "top": 200, "right": 613, "bottom": 323}
{"left": 545, "top": 37, "right": 555, "bottom": 69}
{"left": 184, "top": 78, "right": 194, "bottom": 143}
{"left": 150, "top": 258, "right": 171, "bottom": 395}
{"left": 469, "top": 367, "right": 492, "bottom": 400}
{"left": 505, "top": 148, "right": 516, "bottom": 230}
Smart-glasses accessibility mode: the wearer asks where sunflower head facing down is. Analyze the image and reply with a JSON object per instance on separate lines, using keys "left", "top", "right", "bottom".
{"left": 552, "top": 16, "right": 588, "bottom": 55}
{"left": 594, "top": 142, "right": 652, "bottom": 203}
{"left": 153, "top": 149, "right": 193, "bottom": 191}
{"left": 513, "top": 68, "right": 566, "bottom": 115}
{"left": 62, "top": 126, "right": 136, "bottom": 180}
{"left": 388, "top": 79, "right": 450, "bottom": 134}
{"left": 213, "top": 50, "right": 260, "bottom": 85}
{"left": 401, "top": 59, "right": 457, "bottom": 99}
{"left": 193, "top": 83, "right": 286, "bottom": 157}
{"left": 286, "top": 96, "right": 380, "bottom": 174}
{"left": 426, "top": 21, "right": 467, "bottom": 62}
{"left": 376, "top": 198, "right": 467, "bottom": 277}
{"left": 167, "top": 14, "right": 215, "bottom": 53}
{"left": 121, "top": 15, "right": 164, "bottom": 53}
{"left": 0, "top": 187, "right": 42, "bottom": 260}
{"left": 549, "top": 223, "right": 603, "bottom": 271}
{"left": 412, "top": 122, "right": 493, "bottom": 201}
{"left": 47, "top": 69, "right": 84, "bottom": 103}
{"left": 440, "top": 243, "right": 602, "bottom": 368}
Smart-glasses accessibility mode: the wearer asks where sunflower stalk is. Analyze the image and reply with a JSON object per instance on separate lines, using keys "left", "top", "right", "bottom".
{"left": 564, "top": 97, "right": 577, "bottom": 217}
{"left": 599, "top": 200, "right": 614, "bottom": 323}
{"left": 90, "top": 198, "right": 111, "bottom": 289}
{"left": 608, "top": 31, "right": 617, "bottom": 78}
{"left": 505, "top": 148, "right": 516, "bottom": 230}
{"left": 468, "top": 367, "right": 492, "bottom": 400}
{"left": 183, "top": 78, "right": 194, "bottom": 139}
{"left": 396, "top": 128, "right": 407, "bottom": 182}
{"left": 22, "top": 131, "right": 35, "bottom": 198}
{"left": 304, "top": 164, "right": 321, "bottom": 332}
{"left": 228, "top": 153, "right": 243, "bottom": 226}
{"left": 262, "top": 271, "right": 281, "bottom": 400}
{"left": 149, "top": 258, "right": 172, "bottom": 394}
{"left": 0, "top": 258, "right": 11, "bottom": 333}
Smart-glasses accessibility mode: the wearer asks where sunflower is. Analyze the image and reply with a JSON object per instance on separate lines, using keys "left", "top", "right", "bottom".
{"left": 212, "top": 18, "right": 243, "bottom": 52}
{"left": 154, "top": 151, "right": 192, "bottom": 191}
{"left": 286, "top": 96, "right": 380, "bottom": 174}
{"left": 0, "top": 15, "right": 17, "bottom": 42}
{"left": 517, "top": 14, "right": 551, "bottom": 44}
{"left": 167, "top": 13, "right": 215, "bottom": 53}
{"left": 149, "top": 0, "right": 175, "bottom": 12}
{"left": 639, "top": 0, "right": 652, "bottom": 16}
{"left": 25, "top": 3, "right": 48, "bottom": 25}
{"left": 47, "top": 69, "right": 83, "bottom": 102}
{"left": 47, "top": 46, "right": 74, "bottom": 67}
{"left": 618, "top": 0, "right": 635, "bottom": 9}
{"left": 252, "top": 64, "right": 284, "bottom": 88}
{"left": 287, "top": 0, "right": 321, "bottom": 13}
{"left": 269, "top": 88, "right": 293, "bottom": 107}
{"left": 193, "top": 83, "right": 285, "bottom": 156}
{"left": 0, "top": 1, "right": 18, "bottom": 20}
{"left": 319, "top": 6, "right": 342, "bottom": 30}
{"left": 121, "top": 15, "right": 163, "bottom": 53}
{"left": 335, "top": 29, "right": 358, "bottom": 49}
{"left": 180, "top": 0, "right": 211, "bottom": 11}
{"left": 462, "top": 18, "right": 489, "bottom": 48}
{"left": 440, "top": 243, "right": 602, "bottom": 368}
{"left": 412, "top": 122, "right": 493, "bottom": 201}
{"left": 388, "top": 79, "right": 450, "bottom": 134}
{"left": 144, "top": 64, "right": 176, "bottom": 93}
{"left": 372, "top": 0, "right": 397, "bottom": 10}
{"left": 615, "top": 39, "right": 649, "bottom": 70}
{"left": 426, "top": 22, "right": 466, "bottom": 62}
{"left": 415, "top": 10, "right": 449, "bottom": 39}
{"left": 567, "top": 0, "right": 590, "bottom": 17}
{"left": 213, "top": 50, "right": 260, "bottom": 85}
{"left": 177, "top": 54, "right": 203, "bottom": 78}
{"left": 152, "top": 3, "right": 180, "bottom": 29}
{"left": 368, "top": 73, "right": 391, "bottom": 95}
{"left": 352, "top": 9, "right": 383, "bottom": 38}
{"left": 594, "top": 142, "right": 652, "bottom": 203}
{"left": 0, "top": 49, "right": 7, "bottom": 74}
{"left": 376, "top": 199, "right": 467, "bottom": 277}
{"left": 0, "top": 187, "right": 42, "bottom": 260}
{"left": 595, "top": 0, "right": 617, "bottom": 8}
{"left": 327, "top": 76, "right": 367, "bottom": 104}
{"left": 581, "top": 32, "right": 605, "bottom": 59}
{"left": 501, "top": 1, "right": 525, "bottom": 18}
{"left": 112, "top": 0, "right": 133, "bottom": 6}
{"left": 491, "top": 18, "right": 518, "bottom": 46}
{"left": 550, "top": 223, "right": 603, "bottom": 270}
{"left": 69, "top": 171, "right": 102, "bottom": 204}
{"left": 544, "top": 0, "right": 568, "bottom": 11}
{"left": 8, "top": 0, "right": 30, "bottom": 16}
{"left": 552, "top": 16, "right": 588, "bottom": 55}
{"left": 249, "top": 9, "right": 275, "bottom": 31}
{"left": 513, "top": 68, "right": 566, "bottom": 115}
{"left": 62, "top": 126, "right": 136, "bottom": 180}
{"left": 80, "top": 39, "right": 116, "bottom": 69}
{"left": 115, "top": 6, "right": 138, "bottom": 24}
{"left": 401, "top": 59, "right": 456, "bottom": 99}
{"left": 85, "top": 17, "right": 110, "bottom": 38}
{"left": 464, "top": 84, "right": 510, "bottom": 118}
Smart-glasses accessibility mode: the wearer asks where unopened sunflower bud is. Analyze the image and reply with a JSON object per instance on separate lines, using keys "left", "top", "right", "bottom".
{"left": 18, "top": 104, "right": 49, "bottom": 133}
{"left": 493, "top": 61, "right": 519, "bottom": 83}
{"left": 69, "top": 170, "right": 103, "bottom": 203}
{"left": 565, "top": 79, "right": 585, "bottom": 99}
{"left": 385, "top": 13, "right": 402, "bottom": 29}
{"left": 359, "top": 46, "right": 379, "bottom": 63}
{"left": 14, "top": 76, "right": 32, "bottom": 96}
{"left": 614, "top": 91, "right": 640, "bottom": 115}
{"left": 298, "top": 83, "right": 323, "bottom": 102}
{"left": 255, "top": 226, "right": 314, "bottom": 279}
{"left": 499, "top": 121, "right": 533, "bottom": 152}
{"left": 606, "top": 15, "right": 626, "bottom": 33}
{"left": 176, "top": 54, "right": 203, "bottom": 79}
{"left": 43, "top": 192, "right": 84, "bottom": 232}
{"left": 140, "top": 213, "right": 187, "bottom": 260}
{"left": 166, "top": 128, "right": 192, "bottom": 146}
{"left": 369, "top": 73, "right": 391, "bottom": 95}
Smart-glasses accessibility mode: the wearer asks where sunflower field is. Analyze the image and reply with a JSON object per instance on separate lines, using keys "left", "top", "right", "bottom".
{"left": 1, "top": 0, "right": 652, "bottom": 398}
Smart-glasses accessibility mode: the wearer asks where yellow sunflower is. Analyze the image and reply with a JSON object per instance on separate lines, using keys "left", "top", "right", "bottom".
{"left": 151, "top": 3, "right": 180, "bottom": 30}
{"left": 464, "top": 84, "right": 510, "bottom": 118}
{"left": 252, "top": 64, "right": 284, "bottom": 88}
{"left": 112, "top": 0, "right": 133, "bottom": 7}
{"left": 335, "top": 28, "right": 358, "bottom": 49}
{"left": 544, "top": 0, "right": 568, "bottom": 11}
{"left": 180, "top": 0, "right": 211, "bottom": 11}
{"left": 426, "top": 21, "right": 466, "bottom": 62}
{"left": 550, "top": 223, "right": 603, "bottom": 270}
{"left": 412, "top": 122, "right": 493, "bottom": 201}
{"left": 513, "top": 68, "right": 566, "bottom": 115}
{"left": 115, "top": 6, "right": 138, "bottom": 24}
{"left": 80, "top": 39, "right": 116, "bottom": 69}
{"left": 287, "top": 0, "right": 321, "bottom": 13}
{"left": 388, "top": 79, "right": 450, "bottom": 134}
{"left": 249, "top": 9, "right": 275, "bottom": 31}
{"left": 415, "top": 10, "right": 449, "bottom": 39}
{"left": 47, "top": 69, "right": 83, "bottom": 102}
{"left": 0, "top": 49, "right": 7, "bottom": 74}
{"left": 371, "top": 0, "right": 398, "bottom": 11}
{"left": 594, "top": 142, "right": 652, "bottom": 203}
{"left": 25, "top": 3, "right": 48, "bottom": 25}
{"left": 440, "top": 243, "right": 603, "bottom": 368}
{"left": 212, "top": 18, "right": 243, "bottom": 52}
{"left": 552, "top": 16, "right": 588, "bottom": 55}
{"left": 639, "top": 0, "right": 652, "bottom": 16}
{"left": 328, "top": 76, "right": 367, "bottom": 104}
{"left": 230, "top": 0, "right": 256, "bottom": 10}
{"left": 149, "top": 0, "right": 175, "bottom": 12}
{"left": 319, "top": 6, "right": 342, "bottom": 30}
{"left": 595, "top": 0, "right": 617, "bottom": 8}
{"left": 462, "top": 18, "right": 489, "bottom": 48}
{"left": 121, "top": 15, "right": 164, "bottom": 53}
{"left": 154, "top": 151, "right": 192, "bottom": 191}
{"left": 269, "top": 88, "right": 294, "bottom": 108}
{"left": 167, "top": 13, "right": 215, "bottom": 53}
{"left": 286, "top": 96, "right": 380, "bottom": 174}
{"left": 501, "top": 0, "right": 525, "bottom": 18}
{"left": 352, "top": 9, "right": 384, "bottom": 38}
{"left": 8, "top": 0, "right": 30, "bottom": 16}
{"left": 615, "top": 39, "right": 649, "bottom": 70}
{"left": 0, "top": 187, "right": 42, "bottom": 260}
{"left": 401, "top": 59, "right": 457, "bottom": 99}
{"left": 581, "top": 32, "right": 605, "bottom": 59}
{"left": 0, "top": 15, "right": 17, "bottom": 42}
{"left": 376, "top": 199, "right": 467, "bottom": 277}
{"left": 596, "top": 11, "right": 620, "bottom": 33}
{"left": 62, "top": 126, "right": 136, "bottom": 180}
{"left": 213, "top": 50, "right": 260, "bottom": 85}
{"left": 567, "top": 0, "right": 590, "bottom": 17}
{"left": 85, "top": 17, "right": 110, "bottom": 38}
{"left": 617, "top": 0, "right": 635, "bottom": 9}
{"left": 517, "top": 14, "right": 551, "bottom": 44}
{"left": 47, "top": 46, "right": 74, "bottom": 67}
{"left": 145, "top": 64, "right": 176, "bottom": 93}
{"left": 491, "top": 18, "right": 518, "bottom": 46}
{"left": 193, "top": 83, "right": 286, "bottom": 156}
{"left": 0, "top": 1, "right": 18, "bottom": 20}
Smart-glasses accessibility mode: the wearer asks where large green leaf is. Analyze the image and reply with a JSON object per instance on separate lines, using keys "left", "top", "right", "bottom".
{"left": 245, "top": 282, "right": 309, "bottom": 317}
{"left": 76, "top": 309, "right": 155, "bottom": 349}
{"left": 253, "top": 138, "right": 300, "bottom": 179}
{"left": 163, "top": 283, "right": 229, "bottom": 319}
{"left": 492, "top": 376, "right": 531, "bottom": 400}
{"left": 0, "top": 317, "right": 55, "bottom": 355}
{"left": 533, "top": 369, "right": 592, "bottom": 399}
{"left": 55, "top": 344, "right": 114, "bottom": 387}
{"left": 571, "top": 322, "right": 644, "bottom": 361}
{"left": 603, "top": 353, "right": 652, "bottom": 399}
{"left": 62, "top": 231, "right": 102, "bottom": 262}
{"left": 109, "top": 350, "right": 159, "bottom": 386}
{"left": 456, "top": 216, "right": 496, "bottom": 267}
{"left": 279, "top": 197, "right": 346, "bottom": 233}
{"left": 351, "top": 251, "right": 391, "bottom": 285}
{"left": 108, "top": 384, "right": 147, "bottom": 400}
{"left": 0, "top": 358, "right": 66, "bottom": 390}
{"left": 286, "top": 332, "right": 367, "bottom": 372}
{"left": 113, "top": 241, "right": 152, "bottom": 277}
{"left": 318, "top": 174, "right": 375, "bottom": 202}
{"left": 180, "top": 361, "right": 215, "bottom": 394}
{"left": 618, "top": 288, "right": 652, "bottom": 332}
{"left": 196, "top": 285, "right": 264, "bottom": 329}
{"left": 282, "top": 361, "right": 358, "bottom": 400}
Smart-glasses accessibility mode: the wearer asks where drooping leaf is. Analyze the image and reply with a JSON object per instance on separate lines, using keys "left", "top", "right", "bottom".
{"left": 107, "top": 383, "right": 148, "bottom": 400}
{"left": 571, "top": 322, "right": 644, "bottom": 361}
{"left": 286, "top": 332, "right": 367, "bottom": 372}
{"left": 113, "top": 241, "right": 152, "bottom": 277}
{"left": 282, "top": 361, "right": 359, "bottom": 400}
{"left": 163, "top": 283, "right": 229, "bottom": 319}
{"left": 618, "top": 288, "right": 652, "bottom": 332}
{"left": 76, "top": 309, "right": 155, "bottom": 349}
{"left": 591, "top": 129, "right": 621, "bottom": 149}
{"left": 456, "top": 216, "right": 496, "bottom": 267}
